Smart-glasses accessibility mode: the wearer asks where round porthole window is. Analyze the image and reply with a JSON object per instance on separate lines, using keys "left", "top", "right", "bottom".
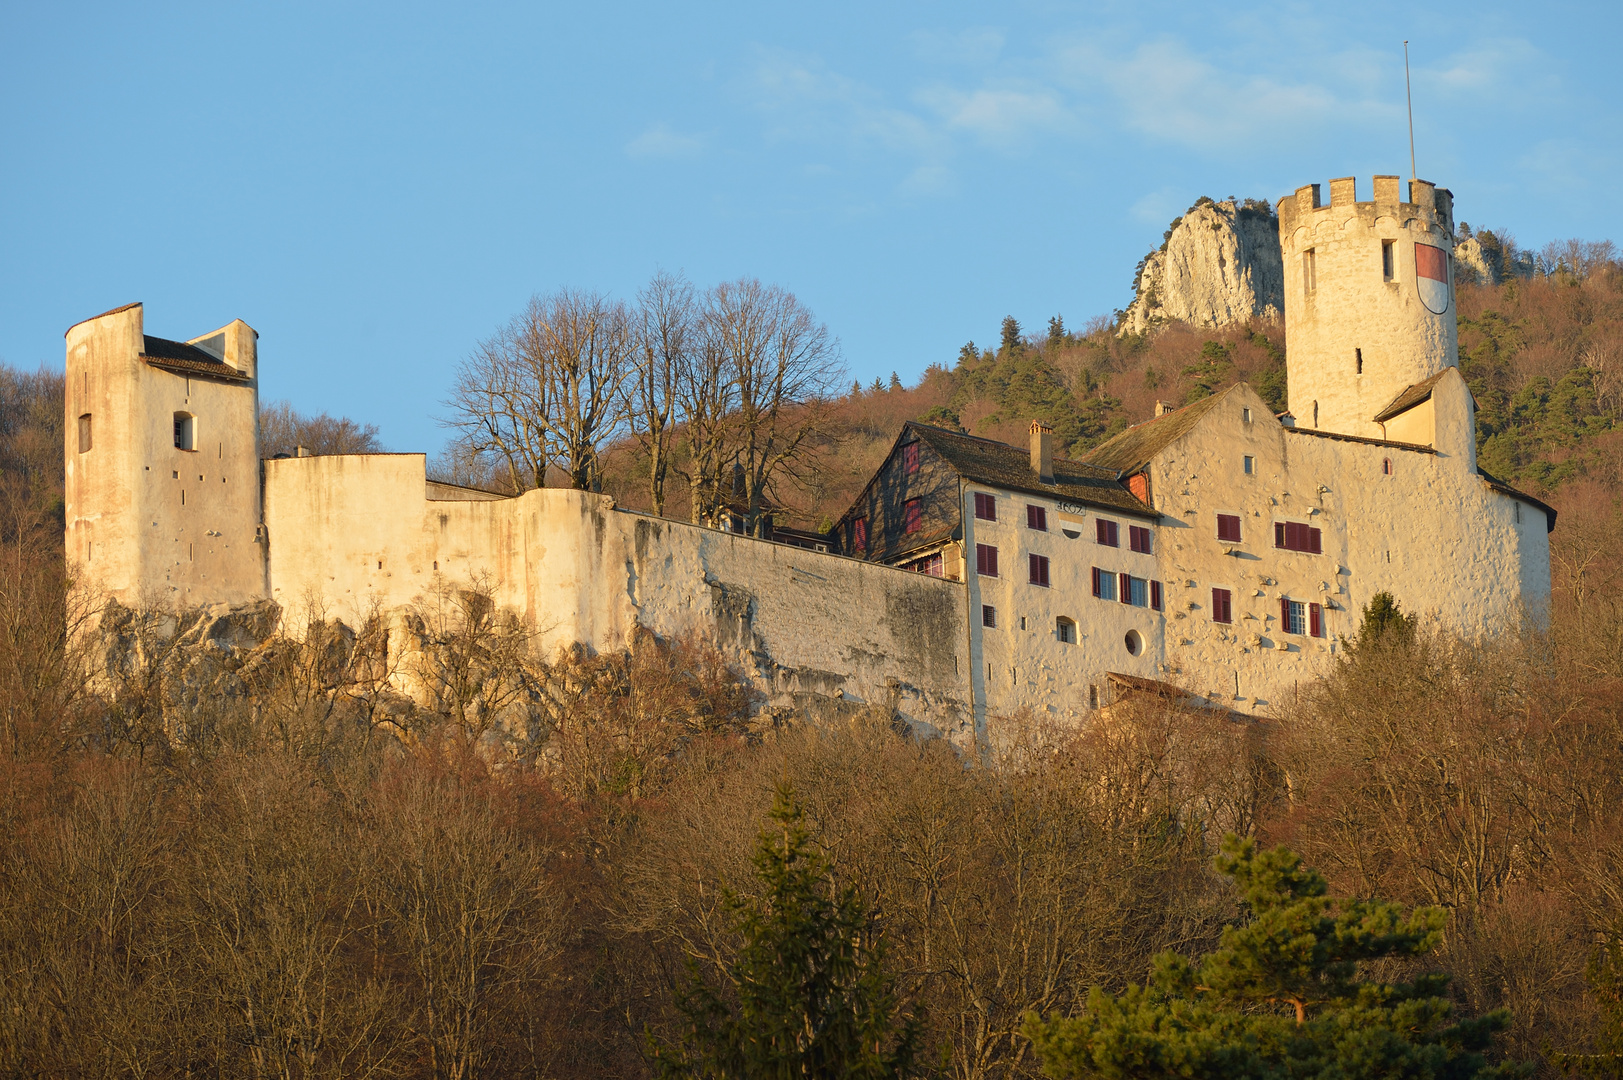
{"left": 1124, "top": 629, "right": 1141, "bottom": 656}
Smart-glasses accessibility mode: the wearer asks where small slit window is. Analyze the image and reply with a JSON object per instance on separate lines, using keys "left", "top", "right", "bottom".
{"left": 1382, "top": 457, "right": 1393, "bottom": 476}
{"left": 1243, "top": 455, "right": 1254, "bottom": 475}
{"left": 1382, "top": 239, "right": 1396, "bottom": 281}
{"left": 78, "top": 414, "right": 92, "bottom": 453}
{"left": 1304, "top": 249, "right": 1317, "bottom": 293}
{"left": 173, "top": 412, "right": 195, "bottom": 451}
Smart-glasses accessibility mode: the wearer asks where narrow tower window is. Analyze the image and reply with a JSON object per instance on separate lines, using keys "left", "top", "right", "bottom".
{"left": 1355, "top": 348, "right": 1363, "bottom": 374}
{"left": 173, "top": 412, "right": 195, "bottom": 451}
{"left": 1382, "top": 240, "right": 1396, "bottom": 281}
{"left": 1303, "top": 249, "right": 1317, "bottom": 293}
{"left": 77, "top": 414, "right": 92, "bottom": 453}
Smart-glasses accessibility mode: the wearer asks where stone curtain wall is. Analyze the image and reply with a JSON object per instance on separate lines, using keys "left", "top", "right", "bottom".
{"left": 261, "top": 456, "right": 974, "bottom": 741}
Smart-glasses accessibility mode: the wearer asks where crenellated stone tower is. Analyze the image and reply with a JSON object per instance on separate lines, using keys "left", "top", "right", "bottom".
{"left": 1277, "top": 176, "right": 1464, "bottom": 448}
{"left": 65, "top": 303, "right": 267, "bottom": 609}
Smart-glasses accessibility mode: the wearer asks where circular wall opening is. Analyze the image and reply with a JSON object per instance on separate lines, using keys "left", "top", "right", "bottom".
{"left": 1124, "top": 629, "right": 1141, "bottom": 656}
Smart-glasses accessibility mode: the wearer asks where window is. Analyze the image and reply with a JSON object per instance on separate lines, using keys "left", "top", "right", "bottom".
{"left": 1026, "top": 504, "right": 1047, "bottom": 531}
{"left": 1122, "top": 575, "right": 1148, "bottom": 607}
{"left": 1355, "top": 348, "right": 1363, "bottom": 374}
{"left": 1091, "top": 566, "right": 1116, "bottom": 601}
{"left": 1382, "top": 457, "right": 1393, "bottom": 476}
{"left": 1128, "top": 525, "right": 1152, "bottom": 554}
{"left": 1515, "top": 503, "right": 1522, "bottom": 525}
{"left": 1382, "top": 239, "right": 1396, "bottom": 281}
{"left": 1150, "top": 580, "right": 1163, "bottom": 611}
{"left": 903, "top": 442, "right": 919, "bottom": 475}
{"left": 982, "top": 605, "right": 997, "bottom": 628}
{"left": 974, "top": 492, "right": 996, "bottom": 521}
{"left": 1089, "top": 684, "right": 1099, "bottom": 709}
{"left": 1217, "top": 513, "right": 1242, "bottom": 543}
{"left": 1095, "top": 519, "right": 1119, "bottom": 547}
{"left": 975, "top": 543, "right": 998, "bottom": 577}
{"left": 1212, "top": 587, "right": 1233, "bottom": 624}
{"left": 903, "top": 498, "right": 923, "bottom": 534}
{"left": 852, "top": 517, "right": 867, "bottom": 552}
{"left": 906, "top": 553, "right": 943, "bottom": 576}
{"left": 1028, "top": 553, "right": 1050, "bottom": 587}
{"left": 1304, "top": 248, "right": 1316, "bottom": 293}
{"left": 1282, "top": 598, "right": 1306, "bottom": 635}
{"left": 1056, "top": 617, "right": 1076, "bottom": 644}
{"left": 1242, "top": 407, "right": 1252, "bottom": 423}
{"left": 173, "top": 412, "right": 195, "bottom": 451}
{"left": 77, "top": 414, "right": 92, "bottom": 453}
{"left": 1124, "top": 629, "right": 1142, "bottom": 656}
{"left": 1244, "top": 455, "right": 1254, "bottom": 475}
{"left": 1274, "top": 521, "right": 1323, "bottom": 554}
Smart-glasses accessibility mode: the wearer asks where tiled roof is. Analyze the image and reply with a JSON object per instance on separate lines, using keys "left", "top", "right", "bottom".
{"left": 141, "top": 336, "right": 251, "bottom": 383}
{"left": 1478, "top": 467, "right": 1558, "bottom": 533}
{"left": 1081, "top": 387, "right": 1234, "bottom": 473}
{"left": 1284, "top": 427, "right": 1435, "bottom": 453}
{"left": 64, "top": 301, "right": 142, "bottom": 336}
{"left": 1374, "top": 369, "right": 1453, "bottom": 423}
{"left": 906, "top": 422, "right": 1155, "bottom": 517}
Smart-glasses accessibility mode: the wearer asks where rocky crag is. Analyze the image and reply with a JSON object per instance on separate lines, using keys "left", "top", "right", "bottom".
{"left": 1119, "top": 197, "right": 1285, "bottom": 338}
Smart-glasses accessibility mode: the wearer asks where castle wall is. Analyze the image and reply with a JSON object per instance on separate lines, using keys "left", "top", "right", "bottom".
{"left": 1279, "top": 177, "right": 1458, "bottom": 440}
{"left": 261, "top": 455, "right": 974, "bottom": 740}
{"left": 1141, "top": 384, "right": 1547, "bottom": 711}
{"left": 66, "top": 306, "right": 264, "bottom": 608}
{"left": 963, "top": 486, "right": 1164, "bottom": 726}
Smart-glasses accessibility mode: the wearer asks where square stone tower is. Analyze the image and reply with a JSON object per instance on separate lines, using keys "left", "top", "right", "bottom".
{"left": 1278, "top": 176, "right": 1459, "bottom": 440}
{"left": 65, "top": 303, "right": 266, "bottom": 608}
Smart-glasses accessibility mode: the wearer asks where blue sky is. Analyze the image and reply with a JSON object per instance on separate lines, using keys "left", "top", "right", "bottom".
{"left": 4, "top": 1, "right": 1618, "bottom": 453}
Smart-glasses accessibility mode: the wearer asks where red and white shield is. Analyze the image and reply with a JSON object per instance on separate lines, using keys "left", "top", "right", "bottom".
{"left": 1415, "top": 242, "right": 1450, "bottom": 315}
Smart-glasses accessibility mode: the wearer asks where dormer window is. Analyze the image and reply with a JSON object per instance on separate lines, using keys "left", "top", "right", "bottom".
{"left": 173, "top": 412, "right": 195, "bottom": 451}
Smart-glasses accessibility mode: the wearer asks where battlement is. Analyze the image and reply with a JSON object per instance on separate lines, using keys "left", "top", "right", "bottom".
{"left": 1277, "top": 176, "right": 1454, "bottom": 236}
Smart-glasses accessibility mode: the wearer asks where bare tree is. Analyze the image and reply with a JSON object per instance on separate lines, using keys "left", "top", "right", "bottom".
{"left": 446, "top": 289, "right": 633, "bottom": 493}
{"left": 628, "top": 271, "right": 695, "bottom": 518}
{"left": 671, "top": 316, "right": 737, "bottom": 528}
{"left": 259, "top": 401, "right": 384, "bottom": 458}
{"left": 705, "top": 279, "right": 844, "bottom": 536}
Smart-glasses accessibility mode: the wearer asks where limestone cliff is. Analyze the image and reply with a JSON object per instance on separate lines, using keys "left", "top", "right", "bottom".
{"left": 1119, "top": 198, "right": 1284, "bottom": 337}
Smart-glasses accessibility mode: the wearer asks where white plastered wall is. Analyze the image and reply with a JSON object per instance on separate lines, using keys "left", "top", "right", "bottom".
{"left": 261, "top": 454, "right": 974, "bottom": 740}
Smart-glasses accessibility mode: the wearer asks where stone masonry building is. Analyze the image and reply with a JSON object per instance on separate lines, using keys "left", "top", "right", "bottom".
{"left": 64, "top": 176, "right": 1554, "bottom": 744}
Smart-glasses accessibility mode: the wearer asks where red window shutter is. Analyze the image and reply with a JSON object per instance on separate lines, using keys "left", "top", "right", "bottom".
{"left": 1275, "top": 522, "right": 1285, "bottom": 548}
{"left": 1096, "top": 519, "right": 1108, "bottom": 545}
{"left": 1309, "top": 527, "right": 1322, "bottom": 554}
{"left": 1119, "top": 572, "right": 1131, "bottom": 604}
{"left": 1151, "top": 580, "right": 1162, "bottom": 610}
{"left": 1280, "top": 597, "right": 1290, "bottom": 628}
{"left": 1091, "top": 566, "right": 1100, "bottom": 596}
{"left": 853, "top": 518, "right": 867, "bottom": 551}
{"left": 904, "top": 499, "right": 922, "bottom": 533}
{"left": 1310, "top": 602, "right": 1323, "bottom": 637}
{"left": 904, "top": 442, "right": 919, "bottom": 474}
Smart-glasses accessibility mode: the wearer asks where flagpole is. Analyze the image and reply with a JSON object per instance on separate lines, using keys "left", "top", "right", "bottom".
{"left": 1404, "top": 40, "right": 1417, "bottom": 183}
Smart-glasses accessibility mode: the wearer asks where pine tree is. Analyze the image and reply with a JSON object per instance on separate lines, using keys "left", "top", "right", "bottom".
{"left": 652, "top": 783, "right": 920, "bottom": 1080}
{"left": 870, "top": 377, "right": 885, "bottom": 394}
{"left": 1047, "top": 314, "right": 1067, "bottom": 345}
{"left": 851, "top": 379, "right": 864, "bottom": 397}
{"left": 1355, "top": 591, "right": 1416, "bottom": 650}
{"left": 888, "top": 372, "right": 903, "bottom": 391}
{"left": 1554, "top": 939, "right": 1623, "bottom": 1077}
{"left": 1000, "top": 316, "right": 1023, "bottom": 353}
{"left": 956, "top": 342, "right": 978, "bottom": 368}
{"left": 1023, "top": 836, "right": 1529, "bottom": 1080}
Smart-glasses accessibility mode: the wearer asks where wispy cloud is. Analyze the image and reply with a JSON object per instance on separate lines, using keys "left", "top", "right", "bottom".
{"left": 624, "top": 124, "right": 705, "bottom": 160}
{"left": 914, "top": 84, "right": 1072, "bottom": 148}
{"left": 909, "top": 26, "right": 1005, "bottom": 67}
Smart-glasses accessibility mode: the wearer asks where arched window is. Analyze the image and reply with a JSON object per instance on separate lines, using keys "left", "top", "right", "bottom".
{"left": 1055, "top": 616, "right": 1076, "bottom": 644}
{"left": 1382, "top": 457, "right": 1393, "bottom": 476}
{"left": 173, "top": 412, "right": 195, "bottom": 451}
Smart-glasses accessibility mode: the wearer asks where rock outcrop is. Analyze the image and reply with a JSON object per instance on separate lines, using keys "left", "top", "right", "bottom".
{"left": 1119, "top": 198, "right": 1284, "bottom": 337}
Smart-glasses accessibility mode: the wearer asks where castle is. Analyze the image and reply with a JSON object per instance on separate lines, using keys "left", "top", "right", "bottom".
{"left": 64, "top": 176, "right": 1554, "bottom": 745}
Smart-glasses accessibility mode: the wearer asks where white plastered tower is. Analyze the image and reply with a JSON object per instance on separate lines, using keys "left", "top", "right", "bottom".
{"left": 1278, "top": 176, "right": 1462, "bottom": 442}
{"left": 65, "top": 303, "right": 267, "bottom": 609}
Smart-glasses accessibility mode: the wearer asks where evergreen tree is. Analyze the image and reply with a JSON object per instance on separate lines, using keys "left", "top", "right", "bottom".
{"left": 1355, "top": 591, "right": 1417, "bottom": 650}
{"left": 956, "top": 342, "right": 979, "bottom": 368}
{"left": 651, "top": 784, "right": 920, "bottom": 1080}
{"left": 888, "top": 371, "right": 903, "bottom": 392}
{"left": 870, "top": 377, "right": 885, "bottom": 394}
{"left": 1023, "top": 836, "right": 1529, "bottom": 1080}
{"left": 1000, "top": 316, "right": 1023, "bottom": 353}
{"left": 1047, "top": 314, "right": 1067, "bottom": 345}
{"left": 851, "top": 379, "right": 864, "bottom": 397}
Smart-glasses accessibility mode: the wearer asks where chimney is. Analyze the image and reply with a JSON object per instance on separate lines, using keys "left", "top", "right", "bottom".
{"left": 295, "top": 445, "right": 311, "bottom": 458}
{"left": 1154, "top": 400, "right": 1176, "bottom": 417}
{"left": 1030, "top": 420, "right": 1054, "bottom": 484}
